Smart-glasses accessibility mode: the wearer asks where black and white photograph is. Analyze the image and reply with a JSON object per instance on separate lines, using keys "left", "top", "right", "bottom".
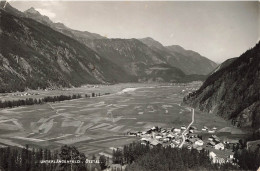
{"left": 0, "top": 0, "right": 259, "bottom": 170}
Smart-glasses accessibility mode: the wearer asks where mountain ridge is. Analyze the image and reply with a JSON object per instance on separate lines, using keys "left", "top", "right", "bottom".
{"left": 0, "top": 3, "right": 219, "bottom": 92}
{"left": 183, "top": 42, "right": 260, "bottom": 130}
{"left": 139, "top": 37, "right": 218, "bottom": 75}
{"left": 0, "top": 8, "right": 135, "bottom": 92}
{"left": 20, "top": 5, "right": 217, "bottom": 76}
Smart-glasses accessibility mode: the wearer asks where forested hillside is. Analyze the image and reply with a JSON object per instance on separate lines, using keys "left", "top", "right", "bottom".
{"left": 0, "top": 9, "right": 134, "bottom": 92}
{"left": 140, "top": 37, "right": 217, "bottom": 75}
{"left": 184, "top": 42, "right": 260, "bottom": 130}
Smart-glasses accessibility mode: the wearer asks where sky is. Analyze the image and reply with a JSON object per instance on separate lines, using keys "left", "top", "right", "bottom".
{"left": 9, "top": 1, "right": 259, "bottom": 63}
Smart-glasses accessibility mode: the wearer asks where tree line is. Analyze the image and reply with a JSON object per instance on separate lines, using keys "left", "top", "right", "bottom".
{"left": 110, "top": 142, "right": 238, "bottom": 171}
{"left": 233, "top": 148, "right": 260, "bottom": 170}
{"left": 0, "top": 94, "right": 82, "bottom": 109}
{"left": 0, "top": 141, "right": 259, "bottom": 171}
{"left": 0, "top": 145, "right": 103, "bottom": 171}
{"left": 232, "top": 132, "right": 260, "bottom": 170}
{"left": 0, "top": 91, "right": 111, "bottom": 109}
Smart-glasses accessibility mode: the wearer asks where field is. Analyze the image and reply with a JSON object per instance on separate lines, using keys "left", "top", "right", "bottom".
{"left": 0, "top": 83, "right": 244, "bottom": 157}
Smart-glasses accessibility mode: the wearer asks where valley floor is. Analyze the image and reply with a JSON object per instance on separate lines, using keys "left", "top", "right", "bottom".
{"left": 0, "top": 83, "right": 247, "bottom": 158}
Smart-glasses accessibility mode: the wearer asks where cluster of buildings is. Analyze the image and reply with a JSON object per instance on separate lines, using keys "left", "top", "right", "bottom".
{"left": 201, "top": 126, "right": 217, "bottom": 133}
{"left": 128, "top": 125, "right": 202, "bottom": 149}
{"left": 207, "top": 135, "right": 225, "bottom": 150}
{"left": 127, "top": 125, "right": 236, "bottom": 164}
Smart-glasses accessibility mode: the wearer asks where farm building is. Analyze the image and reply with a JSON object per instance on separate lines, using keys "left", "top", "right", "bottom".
{"left": 174, "top": 128, "right": 181, "bottom": 133}
{"left": 181, "top": 126, "right": 186, "bottom": 130}
{"left": 208, "top": 130, "right": 215, "bottom": 133}
{"left": 215, "top": 143, "right": 225, "bottom": 150}
{"left": 195, "top": 140, "right": 204, "bottom": 146}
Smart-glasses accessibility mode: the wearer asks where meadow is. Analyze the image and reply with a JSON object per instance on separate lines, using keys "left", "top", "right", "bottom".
{"left": 0, "top": 83, "right": 244, "bottom": 157}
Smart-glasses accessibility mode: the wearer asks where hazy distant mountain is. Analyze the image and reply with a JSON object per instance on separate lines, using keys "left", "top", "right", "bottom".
{"left": 0, "top": 8, "right": 134, "bottom": 92}
{"left": 0, "top": 3, "right": 215, "bottom": 92}
{"left": 22, "top": 6, "right": 217, "bottom": 77}
{"left": 87, "top": 38, "right": 166, "bottom": 76}
{"left": 166, "top": 45, "right": 217, "bottom": 74}
{"left": 23, "top": 6, "right": 191, "bottom": 82}
{"left": 139, "top": 37, "right": 217, "bottom": 75}
{"left": 184, "top": 42, "right": 260, "bottom": 130}
{"left": 85, "top": 38, "right": 206, "bottom": 82}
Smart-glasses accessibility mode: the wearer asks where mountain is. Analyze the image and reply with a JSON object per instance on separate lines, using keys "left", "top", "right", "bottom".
{"left": 0, "top": 1, "right": 24, "bottom": 17}
{"left": 139, "top": 37, "right": 165, "bottom": 49}
{"left": 23, "top": 7, "right": 192, "bottom": 82}
{"left": 0, "top": 8, "right": 134, "bottom": 92}
{"left": 183, "top": 42, "right": 260, "bottom": 130}
{"left": 0, "top": 3, "right": 216, "bottom": 92}
{"left": 1, "top": 2, "right": 106, "bottom": 42}
{"left": 22, "top": 6, "right": 217, "bottom": 77}
{"left": 24, "top": 7, "right": 53, "bottom": 25}
{"left": 210, "top": 57, "right": 237, "bottom": 75}
{"left": 85, "top": 38, "right": 204, "bottom": 83}
{"left": 23, "top": 7, "right": 106, "bottom": 42}
{"left": 86, "top": 38, "right": 165, "bottom": 76}
{"left": 139, "top": 37, "right": 218, "bottom": 75}
{"left": 166, "top": 45, "right": 218, "bottom": 75}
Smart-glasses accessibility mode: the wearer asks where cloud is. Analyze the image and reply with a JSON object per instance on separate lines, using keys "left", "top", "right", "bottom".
{"left": 35, "top": 8, "right": 56, "bottom": 19}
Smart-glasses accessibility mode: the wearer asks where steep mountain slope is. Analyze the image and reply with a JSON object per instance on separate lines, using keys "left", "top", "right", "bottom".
{"left": 0, "top": 9, "right": 134, "bottom": 92}
{"left": 166, "top": 45, "right": 217, "bottom": 75}
{"left": 0, "top": 1, "right": 24, "bottom": 17}
{"left": 22, "top": 5, "right": 216, "bottom": 77}
{"left": 85, "top": 39, "right": 198, "bottom": 82}
{"left": 209, "top": 57, "right": 237, "bottom": 75}
{"left": 0, "top": 3, "right": 214, "bottom": 92}
{"left": 23, "top": 7, "right": 106, "bottom": 41}
{"left": 183, "top": 42, "right": 260, "bottom": 130}
{"left": 86, "top": 38, "right": 165, "bottom": 76}
{"left": 141, "top": 63, "right": 186, "bottom": 82}
{"left": 139, "top": 37, "right": 218, "bottom": 75}
{"left": 21, "top": 6, "right": 210, "bottom": 82}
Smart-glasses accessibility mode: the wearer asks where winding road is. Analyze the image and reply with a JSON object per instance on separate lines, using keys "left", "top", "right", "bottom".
{"left": 179, "top": 108, "right": 194, "bottom": 148}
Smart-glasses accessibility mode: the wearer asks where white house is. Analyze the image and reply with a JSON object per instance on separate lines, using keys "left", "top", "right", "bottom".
{"left": 204, "top": 126, "right": 209, "bottom": 129}
{"left": 151, "top": 126, "right": 156, "bottom": 130}
{"left": 155, "top": 135, "right": 162, "bottom": 139}
{"left": 174, "top": 128, "right": 181, "bottom": 133}
{"left": 163, "top": 138, "right": 169, "bottom": 142}
{"left": 209, "top": 151, "right": 217, "bottom": 163}
{"left": 195, "top": 140, "right": 204, "bottom": 146}
{"left": 181, "top": 126, "right": 186, "bottom": 130}
{"left": 208, "top": 130, "right": 215, "bottom": 133}
{"left": 208, "top": 137, "right": 213, "bottom": 141}
{"left": 215, "top": 143, "right": 225, "bottom": 150}
{"left": 167, "top": 134, "right": 174, "bottom": 139}
{"left": 170, "top": 143, "right": 175, "bottom": 148}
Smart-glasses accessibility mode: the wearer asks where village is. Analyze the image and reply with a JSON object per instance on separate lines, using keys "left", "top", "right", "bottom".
{"left": 126, "top": 125, "right": 237, "bottom": 164}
